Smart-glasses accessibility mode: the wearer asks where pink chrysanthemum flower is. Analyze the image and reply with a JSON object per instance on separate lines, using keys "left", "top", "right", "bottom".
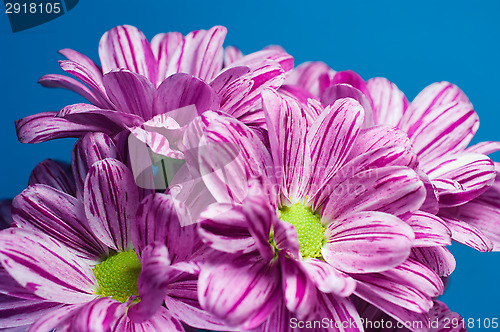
{"left": 15, "top": 25, "right": 293, "bottom": 146}
{"left": 0, "top": 141, "right": 227, "bottom": 331}
{"left": 181, "top": 92, "right": 447, "bottom": 330}
{"left": 284, "top": 64, "right": 499, "bottom": 252}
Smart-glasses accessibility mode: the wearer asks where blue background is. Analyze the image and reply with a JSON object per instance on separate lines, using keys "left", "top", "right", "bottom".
{"left": 1, "top": 0, "right": 499, "bottom": 326}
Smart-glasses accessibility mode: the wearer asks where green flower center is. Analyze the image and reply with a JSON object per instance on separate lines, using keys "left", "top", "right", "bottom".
{"left": 92, "top": 249, "right": 142, "bottom": 303}
{"left": 278, "top": 203, "right": 326, "bottom": 258}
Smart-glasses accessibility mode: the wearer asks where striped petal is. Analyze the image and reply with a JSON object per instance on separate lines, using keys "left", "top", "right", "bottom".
{"left": 407, "top": 101, "right": 478, "bottom": 162}
{"left": 57, "top": 103, "right": 144, "bottom": 133}
{"left": 151, "top": 31, "right": 184, "bottom": 85}
{"left": 15, "top": 111, "right": 107, "bottom": 144}
{"left": 183, "top": 111, "right": 274, "bottom": 205}
{"left": 354, "top": 273, "right": 434, "bottom": 314}
{"left": 355, "top": 299, "right": 429, "bottom": 332}
{"left": 322, "top": 211, "right": 414, "bottom": 274}
{"left": 321, "top": 83, "right": 374, "bottom": 128}
{"left": 84, "top": 159, "right": 139, "bottom": 251}
{"left": 284, "top": 61, "right": 334, "bottom": 96}
{"left": 375, "top": 258, "right": 444, "bottom": 298}
{"left": 103, "top": 69, "right": 155, "bottom": 119}
{"left": 28, "top": 159, "right": 75, "bottom": 195}
{"left": 440, "top": 216, "right": 493, "bottom": 252}
{"left": 348, "top": 125, "right": 415, "bottom": 159}
{"left": 441, "top": 199, "right": 500, "bottom": 251}
{"left": 29, "top": 304, "right": 83, "bottom": 332}
{"left": 243, "top": 187, "right": 275, "bottom": 262}
{"left": 308, "top": 144, "right": 418, "bottom": 210}
{"left": 166, "top": 26, "right": 226, "bottom": 82}
{"left": 198, "top": 203, "right": 256, "bottom": 255}
{"left": 273, "top": 219, "right": 300, "bottom": 259}
{"left": 321, "top": 166, "right": 425, "bottom": 222}
{"left": 12, "top": 184, "right": 107, "bottom": 261}
{"left": 38, "top": 74, "right": 106, "bottom": 108}
{"left": 230, "top": 48, "right": 294, "bottom": 73}
{"left": 279, "top": 85, "right": 321, "bottom": 125}
{"left": 366, "top": 77, "right": 408, "bottom": 127}
{"left": 405, "top": 211, "right": 451, "bottom": 247}
{"left": 316, "top": 293, "right": 363, "bottom": 332}
{"left": 279, "top": 253, "right": 317, "bottom": 319}
{"left": 262, "top": 89, "right": 310, "bottom": 203}
{"left": 59, "top": 48, "right": 102, "bottom": 81}
{"left": 0, "top": 267, "right": 43, "bottom": 300}
{"left": 465, "top": 141, "right": 500, "bottom": 155}
{"left": 58, "top": 60, "right": 113, "bottom": 109}
{"left": 426, "top": 153, "right": 495, "bottom": 207}
{"left": 400, "top": 81, "right": 470, "bottom": 134}
{"left": 67, "top": 298, "right": 125, "bottom": 332}
{"left": 113, "top": 306, "right": 184, "bottom": 332}
{"left": 428, "top": 301, "right": 466, "bottom": 332}
{"left": 128, "top": 243, "right": 171, "bottom": 323}
{"left": 153, "top": 73, "right": 220, "bottom": 121}
{"left": 210, "top": 66, "right": 253, "bottom": 115}
{"left": 331, "top": 70, "right": 374, "bottom": 112}
{"left": 72, "top": 133, "right": 121, "bottom": 201}
{"left": 301, "top": 258, "right": 356, "bottom": 297}
{"left": 128, "top": 115, "right": 183, "bottom": 160}
{"left": 418, "top": 170, "right": 440, "bottom": 214}
{"left": 306, "top": 98, "right": 364, "bottom": 197}
{"left": 0, "top": 228, "right": 96, "bottom": 304}
{"left": 0, "top": 295, "right": 62, "bottom": 329}
{"left": 99, "top": 25, "right": 157, "bottom": 83}
{"left": 198, "top": 255, "right": 281, "bottom": 329}
{"left": 410, "top": 247, "right": 456, "bottom": 277}
{"left": 164, "top": 278, "right": 234, "bottom": 331}
{"left": 224, "top": 46, "right": 243, "bottom": 67}
{"left": 133, "top": 193, "right": 195, "bottom": 262}
{"left": 229, "top": 62, "right": 286, "bottom": 120}
{"left": 251, "top": 301, "right": 293, "bottom": 332}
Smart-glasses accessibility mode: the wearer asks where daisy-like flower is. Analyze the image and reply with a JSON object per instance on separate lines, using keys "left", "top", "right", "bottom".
{"left": 0, "top": 152, "right": 226, "bottom": 331}
{"left": 15, "top": 25, "right": 293, "bottom": 147}
{"left": 183, "top": 92, "right": 446, "bottom": 330}
{"left": 284, "top": 65, "right": 499, "bottom": 252}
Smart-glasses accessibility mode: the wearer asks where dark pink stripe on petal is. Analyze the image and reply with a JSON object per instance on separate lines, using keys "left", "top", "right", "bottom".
{"left": 28, "top": 159, "right": 75, "bottom": 195}
{"left": 151, "top": 31, "right": 184, "bottom": 85}
{"left": 133, "top": 193, "right": 196, "bottom": 263}
{"left": 410, "top": 247, "right": 456, "bottom": 277}
{"left": 0, "top": 229, "right": 96, "bottom": 304}
{"left": 441, "top": 216, "right": 494, "bottom": 252}
{"left": 306, "top": 98, "right": 364, "bottom": 198}
{"left": 72, "top": 133, "right": 121, "bottom": 201}
{"left": 12, "top": 184, "right": 107, "bottom": 261}
{"left": 38, "top": 74, "right": 104, "bottom": 108}
{"left": 99, "top": 25, "right": 158, "bottom": 83}
{"left": 15, "top": 111, "right": 107, "bottom": 144}
{"left": 84, "top": 159, "right": 139, "bottom": 251}
{"left": 103, "top": 69, "right": 155, "bottom": 119}
{"left": 323, "top": 211, "right": 414, "bottom": 274}
{"left": 366, "top": 77, "right": 408, "bottom": 127}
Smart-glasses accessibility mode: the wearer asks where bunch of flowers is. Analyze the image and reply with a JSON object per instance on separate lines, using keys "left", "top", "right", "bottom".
{"left": 1, "top": 24, "right": 497, "bottom": 331}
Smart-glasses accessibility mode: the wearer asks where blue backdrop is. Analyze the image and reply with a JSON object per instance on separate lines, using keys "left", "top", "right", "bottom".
{"left": 1, "top": 0, "right": 499, "bottom": 326}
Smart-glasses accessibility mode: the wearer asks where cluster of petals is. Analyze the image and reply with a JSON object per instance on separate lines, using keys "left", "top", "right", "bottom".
{"left": 2, "top": 23, "right": 494, "bottom": 331}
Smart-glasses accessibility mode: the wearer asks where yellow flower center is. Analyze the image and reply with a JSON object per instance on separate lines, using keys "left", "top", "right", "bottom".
{"left": 278, "top": 203, "right": 326, "bottom": 258}
{"left": 92, "top": 249, "right": 142, "bottom": 303}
